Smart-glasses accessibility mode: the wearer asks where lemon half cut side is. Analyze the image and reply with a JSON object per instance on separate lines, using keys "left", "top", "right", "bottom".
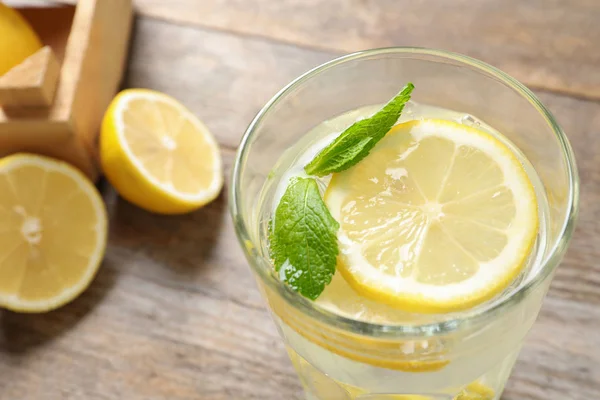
{"left": 0, "top": 154, "right": 107, "bottom": 313}
{"left": 101, "top": 89, "right": 223, "bottom": 214}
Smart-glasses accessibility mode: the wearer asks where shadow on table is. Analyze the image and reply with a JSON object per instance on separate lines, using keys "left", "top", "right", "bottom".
{"left": 105, "top": 180, "right": 226, "bottom": 277}
{"left": 0, "top": 261, "right": 118, "bottom": 354}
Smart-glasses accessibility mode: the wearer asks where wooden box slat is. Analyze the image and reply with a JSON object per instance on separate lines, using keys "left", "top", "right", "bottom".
{"left": 0, "top": 0, "right": 133, "bottom": 179}
{"left": 0, "top": 46, "right": 60, "bottom": 107}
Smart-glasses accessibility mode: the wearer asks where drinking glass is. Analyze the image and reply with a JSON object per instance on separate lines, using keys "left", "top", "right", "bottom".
{"left": 230, "top": 48, "right": 579, "bottom": 399}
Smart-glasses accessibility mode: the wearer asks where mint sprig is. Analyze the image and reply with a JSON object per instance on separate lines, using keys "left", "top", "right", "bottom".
{"left": 269, "top": 177, "right": 339, "bottom": 300}
{"left": 305, "top": 82, "right": 414, "bottom": 176}
{"left": 270, "top": 83, "right": 415, "bottom": 300}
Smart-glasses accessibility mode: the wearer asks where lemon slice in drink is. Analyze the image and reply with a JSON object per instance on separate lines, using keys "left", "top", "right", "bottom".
{"left": 101, "top": 89, "right": 223, "bottom": 214}
{"left": 0, "top": 154, "right": 107, "bottom": 313}
{"left": 325, "top": 119, "right": 538, "bottom": 313}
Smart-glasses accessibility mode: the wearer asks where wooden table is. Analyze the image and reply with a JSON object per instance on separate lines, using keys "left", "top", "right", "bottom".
{"left": 1, "top": 1, "right": 600, "bottom": 399}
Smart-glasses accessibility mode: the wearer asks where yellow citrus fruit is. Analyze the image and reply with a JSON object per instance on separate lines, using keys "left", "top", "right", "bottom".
{"left": 0, "top": 154, "right": 107, "bottom": 313}
{"left": 325, "top": 119, "right": 538, "bottom": 313}
{"left": 0, "top": 3, "right": 43, "bottom": 76}
{"left": 100, "top": 89, "right": 223, "bottom": 214}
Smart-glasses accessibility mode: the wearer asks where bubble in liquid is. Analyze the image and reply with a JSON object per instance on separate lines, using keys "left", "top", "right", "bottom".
{"left": 403, "top": 100, "right": 415, "bottom": 116}
{"left": 398, "top": 100, "right": 415, "bottom": 123}
{"left": 459, "top": 114, "right": 481, "bottom": 128}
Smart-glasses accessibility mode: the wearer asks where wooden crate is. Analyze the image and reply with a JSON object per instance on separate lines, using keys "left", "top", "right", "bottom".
{"left": 0, "top": 0, "right": 133, "bottom": 180}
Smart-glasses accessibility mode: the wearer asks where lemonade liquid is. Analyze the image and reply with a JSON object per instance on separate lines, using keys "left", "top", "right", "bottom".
{"left": 258, "top": 102, "right": 550, "bottom": 400}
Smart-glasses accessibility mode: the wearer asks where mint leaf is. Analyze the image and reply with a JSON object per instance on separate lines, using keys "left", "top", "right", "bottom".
{"left": 304, "top": 83, "right": 414, "bottom": 176}
{"left": 269, "top": 177, "right": 339, "bottom": 300}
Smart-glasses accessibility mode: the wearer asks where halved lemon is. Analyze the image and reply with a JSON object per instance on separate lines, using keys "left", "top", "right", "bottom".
{"left": 325, "top": 119, "right": 538, "bottom": 313}
{"left": 0, "top": 154, "right": 107, "bottom": 313}
{"left": 100, "top": 89, "right": 223, "bottom": 214}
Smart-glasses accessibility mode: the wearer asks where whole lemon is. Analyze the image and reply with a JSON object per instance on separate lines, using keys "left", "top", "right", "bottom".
{"left": 0, "top": 3, "right": 43, "bottom": 76}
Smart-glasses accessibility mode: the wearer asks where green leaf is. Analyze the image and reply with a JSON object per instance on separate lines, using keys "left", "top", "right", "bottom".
{"left": 269, "top": 177, "right": 339, "bottom": 300}
{"left": 304, "top": 83, "right": 414, "bottom": 177}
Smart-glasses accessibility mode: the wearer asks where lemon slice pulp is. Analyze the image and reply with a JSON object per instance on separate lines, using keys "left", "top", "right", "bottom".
{"left": 101, "top": 89, "right": 223, "bottom": 214}
{"left": 325, "top": 119, "right": 538, "bottom": 313}
{"left": 0, "top": 154, "right": 107, "bottom": 312}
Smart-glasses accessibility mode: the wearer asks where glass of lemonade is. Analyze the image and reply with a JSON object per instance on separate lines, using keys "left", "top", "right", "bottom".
{"left": 230, "top": 48, "right": 578, "bottom": 399}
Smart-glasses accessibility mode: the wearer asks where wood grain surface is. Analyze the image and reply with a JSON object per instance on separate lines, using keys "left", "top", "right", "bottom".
{"left": 1, "top": 3, "right": 600, "bottom": 400}
{"left": 127, "top": 0, "right": 600, "bottom": 100}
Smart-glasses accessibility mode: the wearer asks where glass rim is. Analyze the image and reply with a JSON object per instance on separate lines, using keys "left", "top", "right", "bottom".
{"left": 229, "top": 47, "right": 579, "bottom": 338}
